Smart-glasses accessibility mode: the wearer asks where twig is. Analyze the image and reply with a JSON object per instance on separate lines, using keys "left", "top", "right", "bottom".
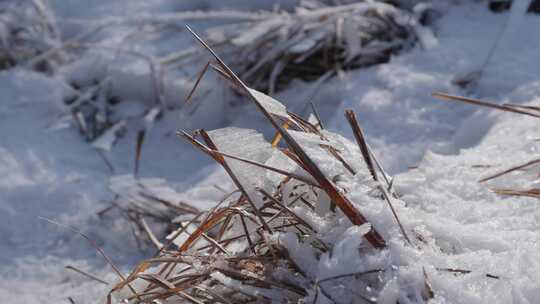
{"left": 186, "top": 61, "right": 211, "bottom": 103}
{"left": 39, "top": 217, "right": 140, "bottom": 299}
{"left": 177, "top": 130, "right": 319, "bottom": 187}
{"left": 65, "top": 265, "right": 110, "bottom": 285}
{"left": 95, "top": 149, "right": 115, "bottom": 174}
{"left": 310, "top": 101, "right": 325, "bottom": 130}
{"left": 257, "top": 188, "right": 315, "bottom": 232}
{"left": 139, "top": 217, "right": 164, "bottom": 250}
{"left": 433, "top": 92, "right": 540, "bottom": 119}
{"left": 436, "top": 267, "right": 500, "bottom": 279}
{"left": 345, "top": 109, "right": 377, "bottom": 181}
{"left": 198, "top": 129, "right": 274, "bottom": 235}
{"left": 491, "top": 188, "right": 540, "bottom": 199}
{"left": 379, "top": 186, "right": 412, "bottom": 246}
{"left": 503, "top": 103, "right": 540, "bottom": 112}
{"left": 134, "top": 130, "right": 145, "bottom": 177}
{"left": 422, "top": 267, "right": 435, "bottom": 301}
{"left": 239, "top": 213, "right": 257, "bottom": 256}
{"left": 479, "top": 157, "right": 540, "bottom": 183}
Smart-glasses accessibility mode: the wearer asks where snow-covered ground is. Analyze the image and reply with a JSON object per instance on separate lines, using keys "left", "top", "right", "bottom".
{"left": 2, "top": 1, "right": 540, "bottom": 303}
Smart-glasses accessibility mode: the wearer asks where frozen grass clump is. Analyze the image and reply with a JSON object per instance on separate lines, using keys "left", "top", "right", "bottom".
{"left": 100, "top": 28, "right": 540, "bottom": 303}
{"left": 0, "top": 0, "right": 63, "bottom": 71}
{"left": 201, "top": 1, "right": 436, "bottom": 93}
{"left": 103, "top": 33, "right": 444, "bottom": 304}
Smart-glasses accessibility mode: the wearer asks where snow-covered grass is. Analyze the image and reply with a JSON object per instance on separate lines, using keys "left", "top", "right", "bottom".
{"left": 104, "top": 37, "right": 540, "bottom": 302}
{"left": 2, "top": 0, "right": 540, "bottom": 303}
{"left": 190, "top": 1, "right": 431, "bottom": 94}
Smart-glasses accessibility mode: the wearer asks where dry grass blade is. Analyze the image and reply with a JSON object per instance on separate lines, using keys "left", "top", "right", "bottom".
{"left": 137, "top": 273, "right": 176, "bottom": 290}
{"left": 211, "top": 148, "right": 319, "bottom": 187}
{"left": 193, "top": 285, "right": 234, "bottom": 304}
{"left": 142, "top": 275, "right": 209, "bottom": 303}
{"left": 479, "top": 157, "right": 540, "bottom": 183}
{"left": 186, "top": 61, "right": 211, "bottom": 103}
{"left": 503, "top": 103, "right": 540, "bottom": 112}
{"left": 96, "top": 149, "right": 115, "bottom": 174}
{"left": 139, "top": 217, "right": 164, "bottom": 250}
{"left": 257, "top": 188, "right": 315, "bottom": 232}
{"left": 200, "top": 232, "right": 231, "bottom": 255}
{"left": 345, "top": 109, "right": 377, "bottom": 181}
{"left": 176, "top": 290, "right": 207, "bottom": 304}
{"left": 309, "top": 101, "right": 324, "bottom": 130}
{"left": 39, "top": 217, "right": 140, "bottom": 299}
{"left": 156, "top": 212, "right": 204, "bottom": 255}
{"left": 134, "top": 130, "right": 145, "bottom": 177}
{"left": 65, "top": 265, "right": 109, "bottom": 285}
{"left": 139, "top": 192, "right": 200, "bottom": 215}
{"left": 432, "top": 92, "right": 540, "bottom": 118}
{"left": 422, "top": 267, "right": 435, "bottom": 301}
{"left": 271, "top": 121, "right": 290, "bottom": 147}
{"left": 379, "top": 186, "right": 412, "bottom": 246}
{"left": 491, "top": 188, "right": 540, "bottom": 199}
{"left": 436, "top": 267, "right": 500, "bottom": 279}
{"left": 288, "top": 111, "right": 320, "bottom": 134}
{"left": 198, "top": 129, "right": 274, "bottom": 235}
{"left": 317, "top": 269, "right": 383, "bottom": 284}
{"left": 177, "top": 208, "right": 232, "bottom": 252}
{"left": 215, "top": 267, "right": 306, "bottom": 296}
{"left": 267, "top": 193, "right": 306, "bottom": 224}
{"left": 367, "top": 145, "right": 394, "bottom": 192}
{"left": 186, "top": 25, "right": 385, "bottom": 249}
{"left": 177, "top": 130, "right": 319, "bottom": 187}
{"left": 239, "top": 213, "right": 257, "bottom": 256}
{"left": 177, "top": 130, "right": 220, "bottom": 161}
{"left": 324, "top": 145, "right": 356, "bottom": 175}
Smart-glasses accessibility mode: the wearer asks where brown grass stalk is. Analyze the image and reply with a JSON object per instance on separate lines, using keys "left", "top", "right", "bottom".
{"left": 479, "top": 157, "right": 540, "bottom": 183}
{"left": 345, "top": 109, "right": 378, "bottom": 181}
{"left": 432, "top": 92, "right": 540, "bottom": 118}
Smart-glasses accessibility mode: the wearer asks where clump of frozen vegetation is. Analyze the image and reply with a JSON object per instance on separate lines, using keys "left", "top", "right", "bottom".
{"left": 104, "top": 37, "right": 540, "bottom": 304}
{"left": 0, "top": 0, "right": 64, "bottom": 71}
{"left": 197, "top": 1, "right": 437, "bottom": 93}
{"left": 105, "top": 45, "right": 429, "bottom": 303}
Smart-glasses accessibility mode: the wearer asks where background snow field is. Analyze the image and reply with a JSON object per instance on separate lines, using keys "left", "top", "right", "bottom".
{"left": 1, "top": 0, "right": 540, "bottom": 303}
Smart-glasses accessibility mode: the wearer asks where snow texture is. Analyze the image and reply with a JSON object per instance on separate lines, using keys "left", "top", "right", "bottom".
{"left": 2, "top": 0, "right": 540, "bottom": 303}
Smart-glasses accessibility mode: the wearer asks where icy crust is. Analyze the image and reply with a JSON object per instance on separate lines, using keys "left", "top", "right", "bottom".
{"left": 247, "top": 88, "right": 291, "bottom": 119}
{"left": 207, "top": 127, "right": 273, "bottom": 199}
{"left": 391, "top": 86, "right": 540, "bottom": 303}
{"left": 206, "top": 127, "right": 316, "bottom": 203}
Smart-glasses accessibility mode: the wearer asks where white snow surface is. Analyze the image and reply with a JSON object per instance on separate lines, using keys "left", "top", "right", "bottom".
{"left": 2, "top": 1, "right": 540, "bottom": 303}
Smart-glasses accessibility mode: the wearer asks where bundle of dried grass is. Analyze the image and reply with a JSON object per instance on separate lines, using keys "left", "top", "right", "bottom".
{"left": 97, "top": 175, "right": 201, "bottom": 250}
{"left": 94, "top": 26, "right": 540, "bottom": 303}
{"left": 203, "top": 1, "right": 434, "bottom": 93}
{"left": 0, "top": 0, "right": 64, "bottom": 71}
{"left": 103, "top": 28, "right": 430, "bottom": 304}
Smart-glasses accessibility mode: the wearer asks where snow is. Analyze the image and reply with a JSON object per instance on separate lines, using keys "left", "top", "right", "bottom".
{"left": 2, "top": 1, "right": 540, "bottom": 303}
